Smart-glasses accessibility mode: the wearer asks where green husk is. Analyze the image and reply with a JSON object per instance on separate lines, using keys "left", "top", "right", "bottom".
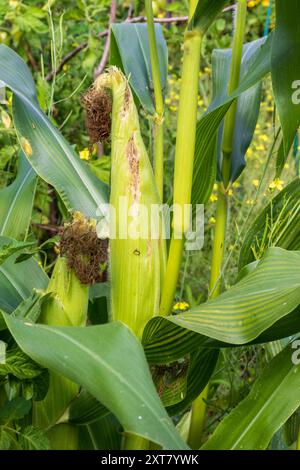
{"left": 95, "top": 68, "right": 166, "bottom": 338}
{"left": 33, "top": 227, "right": 90, "bottom": 448}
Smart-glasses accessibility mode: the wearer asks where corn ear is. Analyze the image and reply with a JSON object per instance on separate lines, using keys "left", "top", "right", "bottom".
{"left": 40, "top": 256, "right": 89, "bottom": 327}
{"left": 95, "top": 68, "right": 166, "bottom": 338}
{"left": 33, "top": 253, "right": 89, "bottom": 447}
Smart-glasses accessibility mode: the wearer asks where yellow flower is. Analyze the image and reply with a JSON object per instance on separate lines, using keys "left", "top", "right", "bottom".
{"left": 213, "top": 183, "right": 218, "bottom": 191}
{"left": 165, "top": 97, "right": 171, "bottom": 105}
{"left": 262, "top": 0, "right": 270, "bottom": 6}
{"left": 204, "top": 67, "right": 211, "bottom": 74}
{"left": 259, "top": 134, "right": 269, "bottom": 142}
{"left": 269, "top": 178, "right": 284, "bottom": 191}
{"left": 210, "top": 193, "right": 218, "bottom": 202}
{"left": 284, "top": 163, "right": 289, "bottom": 170}
{"left": 246, "top": 199, "right": 254, "bottom": 205}
{"left": 209, "top": 216, "right": 216, "bottom": 225}
{"left": 170, "top": 105, "right": 177, "bottom": 112}
{"left": 248, "top": 0, "right": 256, "bottom": 8}
{"left": 252, "top": 179, "right": 259, "bottom": 187}
{"left": 79, "top": 148, "right": 90, "bottom": 161}
{"left": 233, "top": 181, "right": 240, "bottom": 188}
{"left": 228, "top": 188, "right": 233, "bottom": 197}
{"left": 173, "top": 301, "right": 190, "bottom": 311}
{"left": 246, "top": 148, "right": 253, "bottom": 157}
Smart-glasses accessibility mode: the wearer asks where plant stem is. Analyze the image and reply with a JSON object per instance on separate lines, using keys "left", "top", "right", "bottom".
{"left": 208, "top": 186, "right": 228, "bottom": 299}
{"left": 160, "top": 238, "right": 185, "bottom": 315}
{"left": 189, "top": 0, "right": 198, "bottom": 18}
{"left": 221, "top": 0, "right": 247, "bottom": 187}
{"left": 188, "top": 384, "right": 209, "bottom": 449}
{"left": 145, "top": 0, "right": 165, "bottom": 200}
{"left": 160, "top": 22, "right": 202, "bottom": 315}
{"left": 188, "top": 0, "right": 247, "bottom": 449}
{"left": 297, "top": 428, "right": 300, "bottom": 450}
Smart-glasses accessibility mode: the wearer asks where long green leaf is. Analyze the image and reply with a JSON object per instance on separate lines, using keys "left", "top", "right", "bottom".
{"left": 192, "top": 34, "right": 272, "bottom": 204}
{"left": 143, "top": 248, "right": 300, "bottom": 365}
{"left": 158, "top": 248, "right": 300, "bottom": 345}
{"left": 143, "top": 304, "right": 300, "bottom": 364}
{"left": 271, "top": 0, "right": 300, "bottom": 156}
{"left": 0, "top": 44, "right": 109, "bottom": 220}
{"left": 3, "top": 315, "right": 188, "bottom": 450}
{"left": 0, "top": 152, "right": 36, "bottom": 240}
{"left": 202, "top": 342, "right": 300, "bottom": 449}
{"left": 214, "top": 39, "right": 263, "bottom": 182}
{"left": 188, "top": 0, "right": 228, "bottom": 33}
{"left": 110, "top": 23, "right": 168, "bottom": 114}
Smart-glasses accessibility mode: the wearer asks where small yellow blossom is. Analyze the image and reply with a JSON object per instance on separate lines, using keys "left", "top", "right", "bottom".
{"left": 252, "top": 179, "right": 259, "bottom": 187}
{"left": 269, "top": 178, "right": 284, "bottom": 191}
{"left": 246, "top": 148, "right": 253, "bottom": 157}
{"left": 246, "top": 199, "right": 254, "bottom": 205}
{"left": 213, "top": 183, "right": 218, "bottom": 191}
{"left": 284, "top": 163, "right": 289, "bottom": 170}
{"left": 170, "top": 105, "right": 177, "bottom": 112}
{"left": 79, "top": 148, "right": 90, "bottom": 161}
{"left": 165, "top": 97, "right": 171, "bottom": 105}
{"left": 210, "top": 193, "right": 218, "bottom": 202}
{"left": 173, "top": 301, "right": 190, "bottom": 311}
{"left": 262, "top": 0, "right": 270, "bottom": 6}
{"left": 228, "top": 189, "right": 233, "bottom": 197}
{"left": 204, "top": 67, "right": 211, "bottom": 74}
{"left": 248, "top": 0, "right": 256, "bottom": 8}
{"left": 233, "top": 181, "right": 240, "bottom": 188}
{"left": 209, "top": 217, "right": 216, "bottom": 225}
{"left": 259, "top": 134, "right": 269, "bottom": 142}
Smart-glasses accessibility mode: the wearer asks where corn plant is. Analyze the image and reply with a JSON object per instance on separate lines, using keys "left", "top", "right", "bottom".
{"left": 0, "top": 0, "right": 300, "bottom": 451}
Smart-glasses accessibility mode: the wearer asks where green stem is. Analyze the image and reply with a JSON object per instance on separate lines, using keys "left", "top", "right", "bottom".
{"left": 222, "top": 0, "right": 247, "bottom": 187}
{"left": 160, "top": 26, "right": 202, "bottom": 315}
{"left": 160, "top": 238, "right": 185, "bottom": 315}
{"left": 189, "top": 0, "right": 247, "bottom": 448}
{"left": 297, "top": 428, "right": 300, "bottom": 450}
{"left": 188, "top": 384, "right": 209, "bottom": 449}
{"left": 189, "top": 0, "right": 198, "bottom": 18}
{"left": 145, "top": 0, "right": 165, "bottom": 200}
{"left": 208, "top": 186, "right": 228, "bottom": 299}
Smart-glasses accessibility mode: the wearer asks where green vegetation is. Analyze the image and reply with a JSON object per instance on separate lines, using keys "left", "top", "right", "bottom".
{"left": 0, "top": 0, "right": 300, "bottom": 451}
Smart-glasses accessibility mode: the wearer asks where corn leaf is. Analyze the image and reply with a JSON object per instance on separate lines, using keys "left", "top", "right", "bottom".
{"left": 155, "top": 248, "right": 300, "bottom": 345}
{"left": 143, "top": 248, "right": 300, "bottom": 363}
{"left": 202, "top": 342, "right": 300, "bottom": 449}
{"left": 3, "top": 315, "right": 188, "bottom": 450}
{"left": 188, "top": 0, "right": 229, "bottom": 33}
{"left": 143, "top": 304, "right": 300, "bottom": 364}
{"left": 110, "top": 23, "right": 168, "bottom": 114}
{"left": 68, "top": 389, "right": 109, "bottom": 425}
{"left": 0, "top": 152, "right": 36, "bottom": 240}
{"left": 0, "top": 44, "right": 109, "bottom": 220}
{"left": 192, "top": 34, "right": 272, "bottom": 204}
{"left": 271, "top": 0, "right": 300, "bottom": 156}
{"left": 214, "top": 39, "right": 263, "bottom": 182}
